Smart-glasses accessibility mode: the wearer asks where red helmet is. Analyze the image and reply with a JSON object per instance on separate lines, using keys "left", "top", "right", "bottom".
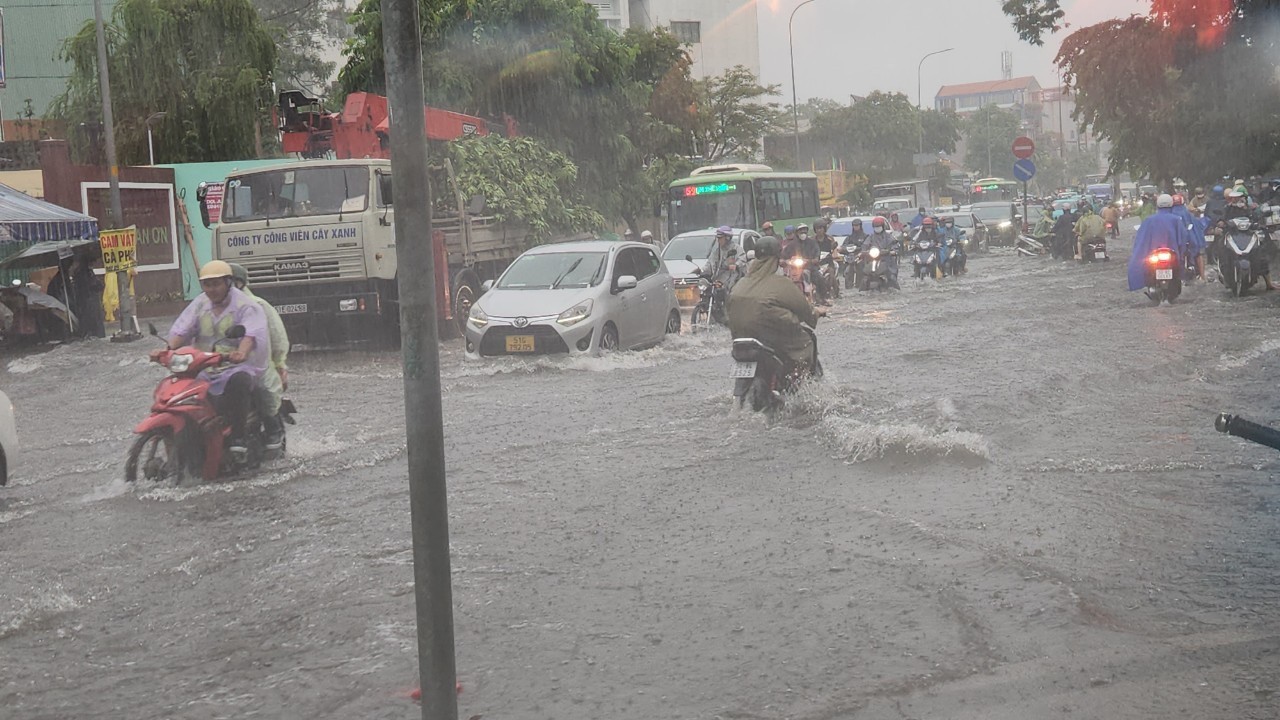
{"left": 922, "top": 217, "right": 936, "bottom": 227}
{"left": 1172, "top": 193, "right": 1185, "bottom": 206}
{"left": 872, "top": 216, "right": 887, "bottom": 228}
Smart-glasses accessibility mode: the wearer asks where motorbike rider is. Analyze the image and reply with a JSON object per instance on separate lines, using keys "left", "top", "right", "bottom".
{"left": 727, "top": 235, "right": 826, "bottom": 377}
{"left": 1073, "top": 200, "right": 1105, "bottom": 259}
{"left": 1188, "top": 187, "right": 1208, "bottom": 215}
{"left": 858, "top": 216, "right": 901, "bottom": 289}
{"left": 1101, "top": 201, "right": 1121, "bottom": 238}
{"left": 1220, "top": 189, "right": 1276, "bottom": 290}
{"left": 780, "top": 225, "right": 799, "bottom": 259}
{"left": 939, "top": 215, "right": 967, "bottom": 275}
{"left": 229, "top": 263, "right": 289, "bottom": 450}
{"left": 1170, "top": 194, "right": 1207, "bottom": 280}
{"left": 784, "top": 223, "right": 829, "bottom": 305}
{"left": 1051, "top": 205, "right": 1078, "bottom": 260}
{"left": 760, "top": 221, "right": 778, "bottom": 242}
{"left": 149, "top": 260, "right": 270, "bottom": 457}
{"left": 1128, "top": 194, "right": 1195, "bottom": 292}
{"left": 814, "top": 218, "right": 840, "bottom": 300}
{"left": 1031, "top": 208, "right": 1055, "bottom": 239}
{"left": 908, "top": 207, "right": 927, "bottom": 229}
{"left": 705, "top": 225, "right": 743, "bottom": 291}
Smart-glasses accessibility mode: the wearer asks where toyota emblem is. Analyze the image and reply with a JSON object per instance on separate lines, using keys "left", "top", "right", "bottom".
{"left": 513, "top": 317, "right": 529, "bottom": 328}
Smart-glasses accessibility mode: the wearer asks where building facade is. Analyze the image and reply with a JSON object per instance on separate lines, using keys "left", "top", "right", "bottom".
{"left": 935, "top": 76, "right": 1043, "bottom": 131}
{"left": 0, "top": 1, "right": 116, "bottom": 123}
{"left": 626, "top": 0, "right": 761, "bottom": 80}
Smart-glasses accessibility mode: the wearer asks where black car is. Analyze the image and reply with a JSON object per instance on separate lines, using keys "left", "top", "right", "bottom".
{"left": 969, "top": 202, "right": 1020, "bottom": 246}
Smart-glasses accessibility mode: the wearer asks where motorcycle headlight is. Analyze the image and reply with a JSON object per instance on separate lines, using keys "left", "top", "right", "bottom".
{"left": 790, "top": 257, "right": 805, "bottom": 268}
{"left": 556, "top": 298, "right": 593, "bottom": 327}
{"left": 468, "top": 305, "right": 489, "bottom": 328}
{"left": 869, "top": 247, "right": 881, "bottom": 259}
{"left": 167, "top": 353, "right": 193, "bottom": 373}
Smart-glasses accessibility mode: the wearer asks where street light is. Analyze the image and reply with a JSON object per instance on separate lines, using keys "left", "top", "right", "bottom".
{"left": 789, "top": 0, "right": 820, "bottom": 168}
{"left": 917, "top": 48, "right": 953, "bottom": 155}
{"left": 145, "top": 112, "right": 167, "bottom": 165}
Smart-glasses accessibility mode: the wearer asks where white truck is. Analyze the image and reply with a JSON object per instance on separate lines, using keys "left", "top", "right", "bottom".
{"left": 205, "top": 158, "right": 529, "bottom": 345}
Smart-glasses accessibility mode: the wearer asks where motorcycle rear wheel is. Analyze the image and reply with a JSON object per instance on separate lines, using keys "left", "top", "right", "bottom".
{"left": 125, "top": 429, "right": 184, "bottom": 483}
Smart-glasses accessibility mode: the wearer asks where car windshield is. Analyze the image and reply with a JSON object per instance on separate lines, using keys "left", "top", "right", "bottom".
{"left": 940, "top": 214, "right": 974, "bottom": 228}
{"left": 663, "top": 234, "right": 716, "bottom": 261}
{"left": 496, "top": 251, "right": 606, "bottom": 290}
{"left": 972, "top": 206, "right": 1011, "bottom": 223}
{"left": 221, "top": 166, "right": 369, "bottom": 222}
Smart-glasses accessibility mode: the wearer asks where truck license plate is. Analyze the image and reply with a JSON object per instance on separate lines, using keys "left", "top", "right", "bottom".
{"left": 1155, "top": 269, "right": 1173, "bottom": 280}
{"left": 277, "top": 303, "right": 308, "bottom": 315}
{"left": 505, "top": 335, "right": 535, "bottom": 353}
{"left": 729, "top": 361, "right": 757, "bottom": 379}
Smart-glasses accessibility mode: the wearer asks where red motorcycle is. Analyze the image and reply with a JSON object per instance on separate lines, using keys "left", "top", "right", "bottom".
{"left": 126, "top": 325, "right": 294, "bottom": 483}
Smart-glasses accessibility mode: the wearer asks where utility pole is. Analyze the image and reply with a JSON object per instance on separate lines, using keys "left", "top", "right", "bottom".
{"left": 93, "top": 0, "right": 138, "bottom": 341}
{"left": 788, "top": 0, "right": 818, "bottom": 168}
{"left": 380, "top": 0, "right": 457, "bottom": 718}
{"left": 916, "top": 48, "right": 953, "bottom": 155}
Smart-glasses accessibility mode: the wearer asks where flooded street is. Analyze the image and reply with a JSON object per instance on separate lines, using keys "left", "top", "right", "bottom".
{"left": 3, "top": 222, "right": 1279, "bottom": 719}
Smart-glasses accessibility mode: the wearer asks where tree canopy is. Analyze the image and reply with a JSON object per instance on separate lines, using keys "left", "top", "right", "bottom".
{"left": 693, "top": 66, "right": 785, "bottom": 163}
{"left": 962, "top": 104, "right": 1021, "bottom": 178}
{"left": 51, "top": 0, "right": 276, "bottom": 164}
{"left": 251, "top": 0, "right": 348, "bottom": 94}
{"left": 805, "top": 92, "right": 960, "bottom": 179}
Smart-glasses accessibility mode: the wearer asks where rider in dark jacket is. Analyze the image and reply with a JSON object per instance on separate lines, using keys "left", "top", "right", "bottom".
{"left": 728, "top": 236, "right": 826, "bottom": 373}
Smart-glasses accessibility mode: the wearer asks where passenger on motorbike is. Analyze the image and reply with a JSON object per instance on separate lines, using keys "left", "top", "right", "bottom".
{"left": 859, "top": 216, "right": 901, "bottom": 289}
{"left": 1128, "top": 194, "right": 1196, "bottom": 291}
{"left": 1073, "top": 201, "right": 1105, "bottom": 260}
{"left": 1170, "top": 194, "right": 1206, "bottom": 280}
{"left": 727, "top": 236, "right": 826, "bottom": 376}
{"left": 149, "top": 260, "right": 269, "bottom": 457}
{"left": 229, "top": 263, "right": 289, "bottom": 450}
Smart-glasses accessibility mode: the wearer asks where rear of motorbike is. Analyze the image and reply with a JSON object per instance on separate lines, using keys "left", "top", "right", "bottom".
{"left": 1221, "top": 224, "right": 1262, "bottom": 297}
{"left": 730, "top": 338, "right": 785, "bottom": 413}
{"left": 1144, "top": 248, "right": 1181, "bottom": 305}
{"left": 1082, "top": 238, "right": 1109, "bottom": 262}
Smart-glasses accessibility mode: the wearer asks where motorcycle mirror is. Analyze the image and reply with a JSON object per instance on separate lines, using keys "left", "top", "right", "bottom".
{"left": 147, "top": 323, "right": 159, "bottom": 337}
{"left": 225, "top": 325, "right": 247, "bottom": 340}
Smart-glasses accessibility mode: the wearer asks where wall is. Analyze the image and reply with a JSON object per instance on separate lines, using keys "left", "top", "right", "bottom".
{"left": 630, "top": 0, "right": 761, "bottom": 80}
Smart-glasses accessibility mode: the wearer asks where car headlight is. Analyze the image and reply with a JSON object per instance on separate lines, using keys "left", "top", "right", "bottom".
{"left": 468, "top": 305, "right": 489, "bottom": 328}
{"left": 998, "top": 221, "right": 1013, "bottom": 229}
{"left": 868, "top": 247, "right": 881, "bottom": 259}
{"left": 556, "top": 298, "right": 593, "bottom": 327}
{"left": 168, "top": 353, "right": 193, "bottom": 373}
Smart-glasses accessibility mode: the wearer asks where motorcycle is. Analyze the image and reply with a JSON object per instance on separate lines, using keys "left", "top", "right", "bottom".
{"left": 1218, "top": 216, "right": 1264, "bottom": 297}
{"left": 1016, "top": 233, "right": 1048, "bottom": 257}
{"left": 785, "top": 256, "right": 815, "bottom": 302}
{"left": 858, "top": 245, "right": 898, "bottom": 291}
{"left": 1081, "top": 236, "right": 1109, "bottom": 262}
{"left": 818, "top": 250, "right": 842, "bottom": 300}
{"left": 1106, "top": 220, "right": 1119, "bottom": 239}
{"left": 1143, "top": 247, "right": 1182, "bottom": 305}
{"left": 938, "top": 236, "right": 965, "bottom": 276}
{"left": 729, "top": 325, "right": 821, "bottom": 413}
{"left": 911, "top": 238, "right": 938, "bottom": 280}
{"left": 126, "top": 324, "right": 296, "bottom": 483}
{"left": 685, "top": 254, "right": 731, "bottom": 331}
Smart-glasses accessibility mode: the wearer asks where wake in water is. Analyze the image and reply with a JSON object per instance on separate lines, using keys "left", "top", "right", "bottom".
{"left": 448, "top": 330, "right": 727, "bottom": 378}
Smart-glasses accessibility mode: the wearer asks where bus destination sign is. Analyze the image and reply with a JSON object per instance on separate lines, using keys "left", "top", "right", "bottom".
{"left": 684, "top": 183, "right": 738, "bottom": 197}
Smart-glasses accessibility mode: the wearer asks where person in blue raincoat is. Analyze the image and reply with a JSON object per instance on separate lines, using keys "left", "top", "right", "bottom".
{"left": 1128, "top": 194, "right": 1195, "bottom": 291}
{"left": 1170, "top": 193, "right": 1206, "bottom": 280}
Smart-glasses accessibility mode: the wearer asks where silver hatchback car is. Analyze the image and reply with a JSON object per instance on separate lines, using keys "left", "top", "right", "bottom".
{"left": 464, "top": 240, "right": 681, "bottom": 358}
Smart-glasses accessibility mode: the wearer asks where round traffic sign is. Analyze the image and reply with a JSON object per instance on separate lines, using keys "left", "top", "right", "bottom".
{"left": 1012, "top": 136, "right": 1035, "bottom": 159}
{"left": 1013, "top": 158, "right": 1037, "bottom": 182}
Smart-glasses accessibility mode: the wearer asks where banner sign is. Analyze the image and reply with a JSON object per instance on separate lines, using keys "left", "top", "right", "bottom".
{"left": 100, "top": 226, "right": 139, "bottom": 272}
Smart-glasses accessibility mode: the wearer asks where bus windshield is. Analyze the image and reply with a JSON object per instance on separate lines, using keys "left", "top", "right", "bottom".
{"left": 668, "top": 184, "right": 752, "bottom": 236}
{"left": 222, "top": 166, "right": 369, "bottom": 222}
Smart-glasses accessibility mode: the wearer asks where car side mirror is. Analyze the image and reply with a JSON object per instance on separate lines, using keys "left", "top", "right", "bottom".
{"left": 226, "top": 324, "right": 246, "bottom": 340}
{"left": 480, "top": 279, "right": 494, "bottom": 293}
{"left": 684, "top": 254, "right": 694, "bottom": 262}
{"left": 616, "top": 275, "right": 638, "bottom": 291}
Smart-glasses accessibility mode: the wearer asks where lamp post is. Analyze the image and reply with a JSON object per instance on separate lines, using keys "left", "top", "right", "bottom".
{"left": 917, "top": 48, "right": 953, "bottom": 155}
{"left": 789, "top": 0, "right": 819, "bottom": 168}
{"left": 145, "top": 112, "right": 167, "bottom": 166}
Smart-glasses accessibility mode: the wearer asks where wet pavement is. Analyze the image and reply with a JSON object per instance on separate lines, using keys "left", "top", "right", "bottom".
{"left": 2, "top": 219, "right": 1279, "bottom": 719}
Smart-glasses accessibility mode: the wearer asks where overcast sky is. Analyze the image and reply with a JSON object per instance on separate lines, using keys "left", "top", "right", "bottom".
{"left": 758, "top": 0, "right": 1150, "bottom": 107}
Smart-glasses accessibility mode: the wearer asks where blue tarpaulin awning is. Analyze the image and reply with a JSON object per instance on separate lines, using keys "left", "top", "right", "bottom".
{"left": 0, "top": 184, "right": 100, "bottom": 270}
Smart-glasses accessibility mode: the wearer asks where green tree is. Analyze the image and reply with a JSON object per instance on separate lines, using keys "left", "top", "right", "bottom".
{"left": 808, "top": 91, "right": 918, "bottom": 175}
{"left": 252, "top": 0, "right": 349, "bottom": 93}
{"left": 963, "top": 105, "right": 1021, "bottom": 177}
{"left": 51, "top": 0, "right": 276, "bottom": 164}
{"left": 693, "top": 66, "right": 785, "bottom": 163}
{"left": 439, "top": 135, "right": 606, "bottom": 243}
{"left": 921, "top": 108, "right": 962, "bottom": 155}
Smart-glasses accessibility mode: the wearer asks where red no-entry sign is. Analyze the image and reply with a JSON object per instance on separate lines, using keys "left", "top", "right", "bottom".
{"left": 1012, "top": 136, "right": 1035, "bottom": 159}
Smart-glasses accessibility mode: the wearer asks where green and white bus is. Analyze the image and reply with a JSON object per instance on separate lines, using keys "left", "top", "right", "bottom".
{"left": 667, "top": 164, "right": 820, "bottom": 239}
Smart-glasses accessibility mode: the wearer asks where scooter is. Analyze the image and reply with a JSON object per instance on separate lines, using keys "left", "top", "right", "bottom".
{"left": 1143, "top": 248, "right": 1182, "bottom": 305}
{"left": 785, "top": 256, "right": 815, "bottom": 302}
{"left": 938, "top": 236, "right": 965, "bottom": 276}
{"left": 1081, "top": 236, "right": 1109, "bottom": 262}
{"left": 1218, "top": 217, "right": 1264, "bottom": 297}
{"left": 684, "top": 254, "right": 733, "bottom": 331}
{"left": 1106, "top": 220, "right": 1119, "bottom": 239}
{"left": 911, "top": 238, "right": 938, "bottom": 280}
{"left": 729, "top": 325, "right": 821, "bottom": 413}
{"left": 818, "top": 250, "right": 842, "bottom": 300}
{"left": 126, "top": 324, "right": 296, "bottom": 483}
{"left": 858, "top": 245, "right": 898, "bottom": 291}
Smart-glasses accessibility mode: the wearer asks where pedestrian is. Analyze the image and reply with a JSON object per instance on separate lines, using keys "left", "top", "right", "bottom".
{"left": 639, "top": 229, "right": 662, "bottom": 251}
{"left": 46, "top": 252, "right": 106, "bottom": 339}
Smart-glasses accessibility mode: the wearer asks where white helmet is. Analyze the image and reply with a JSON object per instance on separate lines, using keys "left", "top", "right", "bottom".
{"left": 1156, "top": 193, "right": 1174, "bottom": 208}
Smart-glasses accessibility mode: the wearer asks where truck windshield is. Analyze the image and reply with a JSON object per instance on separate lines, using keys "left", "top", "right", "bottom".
{"left": 497, "top": 252, "right": 606, "bottom": 290}
{"left": 221, "top": 166, "right": 369, "bottom": 222}
{"left": 668, "top": 185, "right": 752, "bottom": 236}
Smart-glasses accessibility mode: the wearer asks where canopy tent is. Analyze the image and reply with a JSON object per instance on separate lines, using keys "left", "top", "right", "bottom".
{"left": 0, "top": 183, "right": 100, "bottom": 270}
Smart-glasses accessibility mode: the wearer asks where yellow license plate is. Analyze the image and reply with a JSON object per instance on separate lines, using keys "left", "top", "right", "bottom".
{"left": 676, "top": 287, "right": 697, "bottom": 304}
{"left": 505, "top": 335, "right": 535, "bottom": 353}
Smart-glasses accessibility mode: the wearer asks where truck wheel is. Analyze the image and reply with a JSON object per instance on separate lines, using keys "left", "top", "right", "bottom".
{"left": 451, "top": 270, "right": 481, "bottom": 339}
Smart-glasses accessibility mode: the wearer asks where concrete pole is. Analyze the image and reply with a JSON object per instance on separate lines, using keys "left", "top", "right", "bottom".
{"left": 93, "top": 0, "right": 138, "bottom": 340}
{"left": 379, "top": 0, "right": 457, "bottom": 718}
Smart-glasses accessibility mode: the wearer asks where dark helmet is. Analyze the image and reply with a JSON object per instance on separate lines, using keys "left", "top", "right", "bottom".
{"left": 814, "top": 217, "right": 829, "bottom": 229}
{"left": 754, "top": 235, "right": 782, "bottom": 259}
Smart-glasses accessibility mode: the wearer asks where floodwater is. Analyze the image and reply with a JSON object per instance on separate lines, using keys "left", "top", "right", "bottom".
{"left": 2, "top": 220, "right": 1279, "bottom": 719}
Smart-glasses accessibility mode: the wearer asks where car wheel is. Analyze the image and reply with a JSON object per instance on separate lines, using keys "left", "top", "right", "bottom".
{"left": 599, "top": 323, "right": 620, "bottom": 352}
{"left": 452, "top": 270, "right": 481, "bottom": 339}
{"left": 665, "top": 309, "right": 681, "bottom": 334}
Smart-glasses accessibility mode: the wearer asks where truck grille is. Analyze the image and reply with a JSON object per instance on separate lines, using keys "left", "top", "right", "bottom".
{"left": 245, "top": 247, "right": 366, "bottom": 285}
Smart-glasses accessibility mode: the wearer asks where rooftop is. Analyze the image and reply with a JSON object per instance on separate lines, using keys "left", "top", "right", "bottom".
{"left": 936, "top": 76, "right": 1040, "bottom": 99}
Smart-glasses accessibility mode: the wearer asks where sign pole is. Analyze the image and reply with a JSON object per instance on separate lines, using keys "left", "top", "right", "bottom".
{"left": 380, "top": 0, "right": 458, "bottom": 718}
{"left": 93, "top": 0, "right": 139, "bottom": 341}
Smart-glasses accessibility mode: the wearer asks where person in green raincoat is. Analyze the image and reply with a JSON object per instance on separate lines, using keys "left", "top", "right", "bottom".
{"left": 727, "top": 236, "right": 825, "bottom": 373}
{"left": 229, "top": 263, "right": 290, "bottom": 450}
